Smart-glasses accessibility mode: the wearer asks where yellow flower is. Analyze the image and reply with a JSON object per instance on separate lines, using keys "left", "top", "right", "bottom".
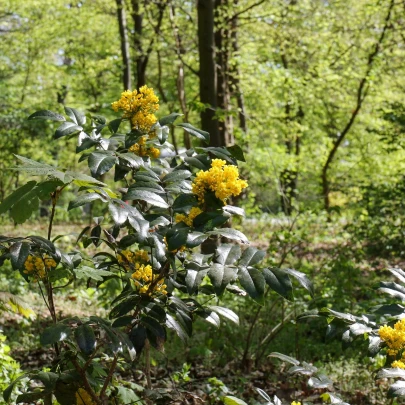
{"left": 75, "top": 388, "right": 96, "bottom": 405}
{"left": 291, "top": 402, "right": 301, "bottom": 405}
{"left": 192, "top": 159, "right": 248, "bottom": 204}
{"left": 111, "top": 86, "right": 159, "bottom": 132}
{"left": 23, "top": 254, "right": 56, "bottom": 281}
{"left": 175, "top": 206, "right": 203, "bottom": 227}
{"left": 392, "top": 360, "right": 405, "bottom": 369}
{"left": 117, "top": 250, "right": 166, "bottom": 295}
{"left": 379, "top": 319, "right": 405, "bottom": 357}
{"left": 128, "top": 135, "right": 160, "bottom": 158}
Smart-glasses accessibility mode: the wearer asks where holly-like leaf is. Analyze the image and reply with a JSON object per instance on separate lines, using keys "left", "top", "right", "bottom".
{"left": 75, "top": 324, "right": 97, "bottom": 355}
{"left": 54, "top": 122, "right": 83, "bottom": 139}
{"left": 9, "top": 241, "right": 30, "bottom": 270}
{"left": 159, "top": 113, "right": 183, "bottom": 126}
{"left": 40, "top": 324, "right": 71, "bottom": 345}
{"left": 215, "top": 244, "right": 241, "bottom": 266}
{"left": 238, "top": 267, "right": 265, "bottom": 304}
{"left": 263, "top": 268, "right": 293, "bottom": 300}
{"left": 28, "top": 110, "right": 65, "bottom": 121}
{"left": 125, "top": 189, "right": 169, "bottom": 209}
{"left": 64, "top": 106, "right": 86, "bottom": 126}
{"left": 208, "top": 264, "right": 237, "bottom": 295}
{"left": 88, "top": 151, "right": 117, "bottom": 177}
{"left": 207, "top": 228, "right": 249, "bottom": 244}
{"left": 177, "top": 123, "right": 210, "bottom": 143}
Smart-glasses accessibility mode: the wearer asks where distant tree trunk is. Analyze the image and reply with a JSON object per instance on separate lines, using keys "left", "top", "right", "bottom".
{"left": 116, "top": 0, "right": 131, "bottom": 90}
{"left": 215, "top": 0, "right": 234, "bottom": 146}
{"left": 131, "top": 0, "right": 145, "bottom": 89}
{"left": 197, "top": 0, "right": 220, "bottom": 147}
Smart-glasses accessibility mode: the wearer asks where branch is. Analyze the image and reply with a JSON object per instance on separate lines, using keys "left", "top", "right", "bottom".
{"left": 322, "top": 0, "right": 395, "bottom": 177}
{"left": 228, "top": 0, "right": 266, "bottom": 22}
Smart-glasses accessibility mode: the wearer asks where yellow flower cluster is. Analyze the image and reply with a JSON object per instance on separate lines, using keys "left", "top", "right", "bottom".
{"left": 291, "top": 402, "right": 301, "bottom": 405}
{"left": 111, "top": 85, "right": 159, "bottom": 132}
{"left": 132, "top": 263, "right": 167, "bottom": 295}
{"left": 175, "top": 206, "right": 203, "bottom": 227}
{"left": 128, "top": 135, "right": 160, "bottom": 158}
{"left": 23, "top": 255, "right": 57, "bottom": 280}
{"left": 118, "top": 249, "right": 149, "bottom": 270}
{"left": 117, "top": 249, "right": 167, "bottom": 295}
{"left": 76, "top": 388, "right": 95, "bottom": 405}
{"left": 192, "top": 159, "right": 248, "bottom": 204}
{"left": 379, "top": 319, "right": 405, "bottom": 358}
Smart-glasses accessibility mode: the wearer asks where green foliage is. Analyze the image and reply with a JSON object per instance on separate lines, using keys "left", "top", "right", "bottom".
{"left": 0, "top": 98, "right": 313, "bottom": 404}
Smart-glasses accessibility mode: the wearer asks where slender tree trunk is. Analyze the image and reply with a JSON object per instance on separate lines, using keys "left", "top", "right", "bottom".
{"left": 215, "top": 0, "right": 234, "bottom": 146}
{"left": 321, "top": 0, "right": 395, "bottom": 210}
{"left": 131, "top": 0, "right": 145, "bottom": 89}
{"left": 116, "top": 0, "right": 132, "bottom": 90}
{"left": 197, "top": 0, "right": 220, "bottom": 146}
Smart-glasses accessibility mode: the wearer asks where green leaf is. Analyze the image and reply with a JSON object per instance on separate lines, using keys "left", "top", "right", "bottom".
{"left": 68, "top": 193, "right": 104, "bottom": 210}
{"left": 0, "top": 181, "right": 37, "bottom": 215}
{"left": 185, "top": 268, "right": 208, "bottom": 294}
{"left": 28, "top": 235, "right": 56, "bottom": 253}
{"left": 159, "top": 113, "right": 183, "bottom": 126}
{"left": 118, "top": 153, "right": 143, "bottom": 169}
{"left": 166, "top": 228, "right": 188, "bottom": 251}
{"left": 54, "top": 121, "right": 82, "bottom": 139}
{"left": 186, "top": 232, "right": 208, "bottom": 248}
{"left": 263, "top": 268, "right": 293, "bottom": 300}
{"left": 207, "top": 228, "right": 249, "bottom": 244}
{"left": 40, "top": 324, "right": 71, "bottom": 345}
{"left": 117, "top": 386, "right": 141, "bottom": 404}
{"left": 208, "top": 305, "right": 239, "bottom": 325}
{"left": 11, "top": 192, "right": 39, "bottom": 224}
{"left": 308, "top": 374, "right": 333, "bottom": 389}
{"left": 64, "top": 106, "right": 86, "bottom": 126}
{"left": 208, "top": 264, "right": 237, "bottom": 295}
{"left": 28, "top": 110, "right": 65, "bottom": 121}
{"left": 215, "top": 244, "right": 241, "bottom": 265}
{"left": 282, "top": 268, "right": 314, "bottom": 297}
{"left": 378, "top": 368, "right": 405, "bottom": 379}
{"left": 239, "top": 247, "right": 266, "bottom": 266}
{"left": 75, "top": 324, "right": 97, "bottom": 355}
{"left": 227, "top": 144, "right": 246, "bottom": 162}
{"left": 173, "top": 194, "right": 198, "bottom": 213}
{"left": 166, "top": 313, "right": 188, "bottom": 342}
{"left": 109, "top": 203, "right": 128, "bottom": 225}
{"left": 74, "top": 266, "right": 114, "bottom": 281}
{"left": 108, "top": 118, "right": 122, "bottom": 133}
{"left": 88, "top": 151, "right": 117, "bottom": 177}
{"left": 268, "top": 352, "right": 300, "bottom": 365}
{"left": 9, "top": 241, "right": 30, "bottom": 270}
{"left": 223, "top": 396, "right": 248, "bottom": 405}
{"left": 389, "top": 381, "right": 405, "bottom": 398}
{"left": 125, "top": 189, "right": 169, "bottom": 209}
{"left": 222, "top": 205, "right": 245, "bottom": 217}
{"left": 238, "top": 267, "right": 265, "bottom": 304}
{"left": 177, "top": 123, "right": 210, "bottom": 143}
{"left": 162, "top": 170, "right": 192, "bottom": 183}
{"left": 3, "top": 375, "right": 26, "bottom": 402}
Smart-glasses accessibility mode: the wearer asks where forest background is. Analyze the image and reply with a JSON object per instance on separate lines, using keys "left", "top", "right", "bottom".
{"left": 2, "top": 0, "right": 405, "bottom": 404}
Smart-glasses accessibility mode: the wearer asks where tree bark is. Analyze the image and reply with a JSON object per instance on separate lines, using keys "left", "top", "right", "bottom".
{"left": 116, "top": 0, "right": 131, "bottom": 90}
{"left": 197, "top": 0, "right": 220, "bottom": 146}
{"left": 131, "top": 0, "right": 145, "bottom": 89}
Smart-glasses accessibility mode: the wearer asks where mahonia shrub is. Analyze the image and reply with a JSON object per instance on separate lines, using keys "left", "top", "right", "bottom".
{"left": 0, "top": 86, "right": 313, "bottom": 404}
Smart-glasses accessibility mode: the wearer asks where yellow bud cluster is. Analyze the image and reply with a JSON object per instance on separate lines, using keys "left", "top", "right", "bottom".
{"left": 75, "top": 388, "right": 96, "bottom": 405}
{"left": 132, "top": 263, "right": 167, "bottom": 295}
{"left": 128, "top": 136, "right": 160, "bottom": 158}
{"left": 192, "top": 159, "right": 248, "bottom": 204}
{"left": 379, "top": 319, "right": 405, "bottom": 360}
{"left": 175, "top": 206, "right": 203, "bottom": 227}
{"left": 23, "top": 255, "right": 57, "bottom": 280}
{"left": 111, "top": 85, "right": 159, "bottom": 132}
{"left": 117, "top": 249, "right": 149, "bottom": 270}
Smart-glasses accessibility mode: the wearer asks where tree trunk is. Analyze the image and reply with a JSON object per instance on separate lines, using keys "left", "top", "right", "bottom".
{"left": 197, "top": 0, "right": 220, "bottom": 147}
{"left": 131, "top": 0, "right": 145, "bottom": 89}
{"left": 116, "top": 0, "right": 131, "bottom": 90}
